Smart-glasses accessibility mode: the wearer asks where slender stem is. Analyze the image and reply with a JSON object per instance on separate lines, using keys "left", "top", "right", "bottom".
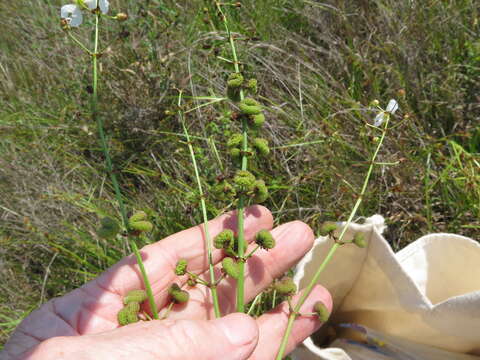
{"left": 275, "top": 118, "right": 391, "bottom": 360}
{"left": 177, "top": 91, "right": 221, "bottom": 318}
{"left": 67, "top": 32, "right": 92, "bottom": 55}
{"left": 91, "top": 12, "right": 158, "bottom": 319}
{"left": 215, "top": 0, "right": 248, "bottom": 314}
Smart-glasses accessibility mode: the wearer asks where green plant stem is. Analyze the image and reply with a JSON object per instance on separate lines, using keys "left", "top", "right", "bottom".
{"left": 275, "top": 118, "right": 391, "bottom": 360}
{"left": 177, "top": 91, "right": 221, "bottom": 318}
{"left": 91, "top": 13, "right": 158, "bottom": 320}
{"left": 215, "top": 0, "right": 248, "bottom": 314}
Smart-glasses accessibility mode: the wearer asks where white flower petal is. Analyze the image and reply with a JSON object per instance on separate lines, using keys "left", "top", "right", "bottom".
{"left": 99, "top": 0, "right": 109, "bottom": 14}
{"left": 85, "top": 0, "right": 109, "bottom": 14}
{"left": 386, "top": 99, "right": 399, "bottom": 114}
{"left": 374, "top": 112, "right": 385, "bottom": 127}
{"left": 61, "top": 4, "right": 83, "bottom": 27}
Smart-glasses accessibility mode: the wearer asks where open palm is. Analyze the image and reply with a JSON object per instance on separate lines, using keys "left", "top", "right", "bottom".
{"left": 4, "top": 206, "right": 331, "bottom": 360}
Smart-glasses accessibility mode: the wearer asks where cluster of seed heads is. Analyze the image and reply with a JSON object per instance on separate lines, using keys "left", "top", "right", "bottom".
{"left": 117, "top": 289, "right": 147, "bottom": 326}
{"left": 319, "top": 222, "right": 368, "bottom": 248}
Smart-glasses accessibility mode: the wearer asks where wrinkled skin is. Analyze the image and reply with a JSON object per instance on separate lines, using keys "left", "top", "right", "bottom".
{"left": 3, "top": 206, "right": 332, "bottom": 360}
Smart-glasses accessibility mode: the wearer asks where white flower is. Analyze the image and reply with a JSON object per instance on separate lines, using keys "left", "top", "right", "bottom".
{"left": 85, "top": 0, "right": 110, "bottom": 14}
{"left": 61, "top": 4, "right": 83, "bottom": 27}
{"left": 374, "top": 99, "right": 399, "bottom": 127}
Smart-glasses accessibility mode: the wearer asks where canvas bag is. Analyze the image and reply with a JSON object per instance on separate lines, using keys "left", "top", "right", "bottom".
{"left": 291, "top": 215, "right": 480, "bottom": 360}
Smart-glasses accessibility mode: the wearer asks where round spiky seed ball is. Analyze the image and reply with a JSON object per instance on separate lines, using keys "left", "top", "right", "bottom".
{"left": 274, "top": 278, "right": 297, "bottom": 296}
{"left": 129, "top": 220, "right": 153, "bottom": 232}
{"left": 319, "top": 222, "right": 338, "bottom": 236}
{"left": 246, "top": 78, "right": 258, "bottom": 94}
{"left": 255, "top": 229, "right": 275, "bottom": 250}
{"left": 129, "top": 211, "right": 147, "bottom": 223}
{"left": 213, "top": 181, "right": 236, "bottom": 201}
{"left": 239, "top": 98, "right": 262, "bottom": 115}
{"left": 175, "top": 259, "right": 188, "bottom": 276}
{"left": 253, "top": 138, "right": 270, "bottom": 156}
{"left": 97, "top": 217, "right": 120, "bottom": 239}
{"left": 214, "top": 229, "right": 235, "bottom": 249}
{"left": 117, "top": 302, "right": 140, "bottom": 326}
{"left": 123, "top": 289, "right": 147, "bottom": 305}
{"left": 233, "top": 170, "right": 256, "bottom": 193}
{"left": 250, "top": 113, "right": 265, "bottom": 129}
{"left": 222, "top": 257, "right": 240, "bottom": 279}
{"left": 253, "top": 180, "right": 269, "bottom": 203}
{"left": 313, "top": 301, "right": 330, "bottom": 322}
{"left": 353, "top": 233, "right": 367, "bottom": 248}
{"left": 227, "top": 73, "right": 244, "bottom": 88}
{"left": 168, "top": 283, "right": 189, "bottom": 303}
{"left": 227, "top": 133, "right": 243, "bottom": 148}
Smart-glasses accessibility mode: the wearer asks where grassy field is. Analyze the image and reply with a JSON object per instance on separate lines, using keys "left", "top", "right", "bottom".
{"left": 0, "top": 0, "right": 479, "bottom": 347}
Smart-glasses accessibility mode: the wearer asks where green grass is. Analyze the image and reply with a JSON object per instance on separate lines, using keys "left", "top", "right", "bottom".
{"left": 0, "top": 0, "right": 479, "bottom": 347}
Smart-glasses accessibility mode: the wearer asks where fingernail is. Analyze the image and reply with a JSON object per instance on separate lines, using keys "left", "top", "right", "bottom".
{"left": 217, "top": 313, "right": 258, "bottom": 347}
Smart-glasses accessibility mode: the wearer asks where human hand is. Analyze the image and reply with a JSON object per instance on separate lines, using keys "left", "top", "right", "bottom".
{"left": 3, "top": 205, "right": 332, "bottom": 360}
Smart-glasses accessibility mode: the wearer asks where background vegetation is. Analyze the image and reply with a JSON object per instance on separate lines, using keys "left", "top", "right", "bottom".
{"left": 0, "top": 0, "right": 479, "bottom": 348}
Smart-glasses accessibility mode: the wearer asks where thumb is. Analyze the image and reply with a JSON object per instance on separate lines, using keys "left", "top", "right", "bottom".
{"left": 83, "top": 313, "right": 259, "bottom": 360}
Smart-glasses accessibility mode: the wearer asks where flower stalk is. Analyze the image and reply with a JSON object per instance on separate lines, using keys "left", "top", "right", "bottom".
{"left": 177, "top": 90, "right": 221, "bottom": 318}
{"left": 275, "top": 116, "right": 392, "bottom": 360}
{"left": 88, "top": 9, "right": 158, "bottom": 319}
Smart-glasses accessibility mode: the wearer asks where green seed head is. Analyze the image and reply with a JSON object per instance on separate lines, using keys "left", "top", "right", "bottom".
{"left": 222, "top": 257, "right": 240, "bottom": 279}
{"left": 213, "top": 180, "right": 236, "bottom": 200}
{"left": 117, "top": 302, "right": 140, "bottom": 326}
{"left": 274, "top": 277, "right": 297, "bottom": 296}
{"left": 313, "top": 301, "right": 330, "bottom": 322}
{"left": 97, "top": 217, "right": 120, "bottom": 239}
{"left": 353, "top": 232, "right": 367, "bottom": 248}
{"left": 239, "top": 98, "right": 262, "bottom": 115}
{"left": 227, "top": 72, "right": 244, "bottom": 88}
{"left": 252, "top": 179, "right": 269, "bottom": 203}
{"left": 129, "top": 211, "right": 148, "bottom": 223}
{"left": 246, "top": 78, "right": 258, "bottom": 94}
{"left": 123, "top": 289, "right": 147, "bottom": 305}
{"left": 319, "top": 222, "right": 338, "bottom": 236}
{"left": 255, "top": 229, "right": 275, "bottom": 250}
{"left": 214, "top": 229, "right": 235, "bottom": 249}
{"left": 168, "top": 283, "right": 189, "bottom": 303}
{"left": 175, "top": 259, "right": 188, "bottom": 276}
{"left": 227, "top": 133, "right": 243, "bottom": 148}
{"left": 233, "top": 170, "right": 256, "bottom": 193}
{"left": 250, "top": 113, "right": 265, "bottom": 129}
{"left": 253, "top": 138, "right": 270, "bottom": 156}
{"left": 129, "top": 220, "right": 153, "bottom": 232}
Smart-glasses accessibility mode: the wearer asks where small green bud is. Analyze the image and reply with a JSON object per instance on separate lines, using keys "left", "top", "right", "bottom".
{"left": 239, "top": 98, "right": 262, "bottom": 115}
{"left": 227, "top": 73, "right": 244, "bottom": 88}
{"left": 252, "top": 179, "right": 269, "bottom": 203}
{"left": 129, "top": 220, "right": 153, "bottom": 232}
{"left": 129, "top": 211, "right": 148, "bottom": 223}
{"left": 246, "top": 78, "right": 258, "bottom": 94}
{"left": 313, "top": 301, "right": 330, "bottom": 322}
{"left": 222, "top": 257, "right": 240, "bottom": 279}
{"left": 250, "top": 113, "right": 265, "bottom": 129}
{"left": 319, "top": 222, "right": 338, "bottom": 236}
{"left": 123, "top": 289, "right": 147, "bottom": 305}
{"left": 168, "top": 283, "right": 189, "bottom": 303}
{"left": 253, "top": 138, "right": 270, "bottom": 156}
{"left": 233, "top": 170, "right": 256, "bottom": 193}
{"left": 214, "top": 229, "right": 235, "bottom": 249}
{"left": 97, "top": 217, "right": 120, "bottom": 239}
{"left": 353, "top": 232, "right": 367, "bottom": 248}
{"left": 255, "top": 229, "right": 275, "bottom": 250}
{"left": 187, "top": 273, "right": 197, "bottom": 287}
{"left": 175, "top": 259, "right": 188, "bottom": 276}
{"left": 274, "top": 277, "right": 297, "bottom": 296}
{"left": 117, "top": 302, "right": 140, "bottom": 326}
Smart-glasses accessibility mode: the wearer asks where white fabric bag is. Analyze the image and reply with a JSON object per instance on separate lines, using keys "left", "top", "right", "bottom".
{"left": 292, "top": 215, "right": 480, "bottom": 360}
